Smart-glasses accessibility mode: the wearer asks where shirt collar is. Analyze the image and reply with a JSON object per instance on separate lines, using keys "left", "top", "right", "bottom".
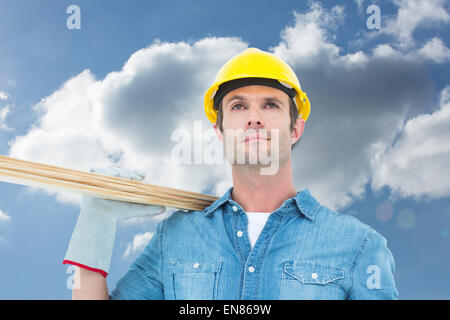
{"left": 203, "top": 187, "right": 233, "bottom": 216}
{"left": 203, "top": 186, "right": 321, "bottom": 221}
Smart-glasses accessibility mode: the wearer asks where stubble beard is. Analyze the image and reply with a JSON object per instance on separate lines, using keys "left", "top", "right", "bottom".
{"left": 223, "top": 128, "right": 286, "bottom": 175}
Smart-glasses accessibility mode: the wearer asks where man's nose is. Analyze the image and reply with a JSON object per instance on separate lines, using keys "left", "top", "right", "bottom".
{"left": 246, "top": 108, "right": 265, "bottom": 129}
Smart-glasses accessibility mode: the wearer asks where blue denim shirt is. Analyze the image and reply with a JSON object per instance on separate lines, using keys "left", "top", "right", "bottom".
{"left": 110, "top": 187, "right": 399, "bottom": 300}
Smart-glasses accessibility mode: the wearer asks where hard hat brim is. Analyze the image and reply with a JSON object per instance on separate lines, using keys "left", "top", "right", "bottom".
{"left": 204, "top": 76, "right": 310, "bottom": 124}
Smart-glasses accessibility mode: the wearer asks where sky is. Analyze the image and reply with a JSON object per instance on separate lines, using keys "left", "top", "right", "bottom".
{"left": 0, "top": 0, "right": 449, "bottom": 299}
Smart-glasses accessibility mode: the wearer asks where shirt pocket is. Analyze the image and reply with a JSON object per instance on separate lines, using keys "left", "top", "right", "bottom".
{"left": 279, "top": 261, "right": 346, "bottom": 300}
{"left": 170, "top": 259, "right": 222, "bottom": 300}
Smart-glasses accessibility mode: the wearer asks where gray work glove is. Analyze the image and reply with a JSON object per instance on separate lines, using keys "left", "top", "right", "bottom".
{"left": 63, "top": 166, "right": 165, "bottom": 277}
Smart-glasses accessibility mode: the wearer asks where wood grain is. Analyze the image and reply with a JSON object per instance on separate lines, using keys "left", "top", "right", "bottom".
{"left": 0, "top": 155, "right": 218, "bottom": 211}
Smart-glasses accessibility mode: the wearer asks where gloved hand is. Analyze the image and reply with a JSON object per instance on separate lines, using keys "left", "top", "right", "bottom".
{"left": 63, "top": 166, "right": 166, "bottom": 277}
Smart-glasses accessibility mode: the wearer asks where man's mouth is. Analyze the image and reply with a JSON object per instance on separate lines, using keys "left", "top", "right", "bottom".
{"left": 244, "top": 134, "right": 270, "bottom": 142}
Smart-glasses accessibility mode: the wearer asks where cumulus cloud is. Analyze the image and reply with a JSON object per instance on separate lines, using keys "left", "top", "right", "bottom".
{"left": 8, "top": 38, "right": 246, "bottom": 204}
{"left": 382, "top": 0, "right": 450, "bottom": 48}
{"left": 5, "top": 1, "right": 448, "bottom": 212}
{"left": 272, "top": 2, "right": 343, "bottom": 65}
{"left": 0, "top": 91, "right": 14, "bottom": 132}
{"left": 0, "top": 91, "right": 9, "bottom": 100}
{"left": 0, "top": 105, "right": 13, "bottom": 132}
{"left": 354, "top": 0, "right": 365, "bottom": 14}
{"left": 271, "top": 2, "right": 434, "bottom": 208}
{"left": 0, "top": 209, "right": 11, "bottom": 243}
{"left": 418, "top": 37, "right": 450, "bottom": 63}
{"left": 122, "top": 231, "right": 154, "bottom": 258}
{"left": 0, "top": 209, "right": 11, "bottom": 222}
{"left": 371, "top": 86, "right": 450, "bottom": 200}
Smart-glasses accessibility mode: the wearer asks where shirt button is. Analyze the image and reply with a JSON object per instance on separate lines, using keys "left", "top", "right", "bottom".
{"left": 311, "top": 272, "right": 318, "bottom": 279}
{"left": 248, "top": 266, "right": 255, "bottom": 273}
{"left": 232, "top": 206, "right": 238, "bottom": 212}
{"left": 237, "top": 230, "right": 243, "bottom": 237}
{"left": 193, "top": 263, "right": 200, "bottom": 269}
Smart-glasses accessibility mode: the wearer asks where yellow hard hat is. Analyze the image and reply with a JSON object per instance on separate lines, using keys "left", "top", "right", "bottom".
{"left": 204, "top": 47, "right": 310, "bottom": 124}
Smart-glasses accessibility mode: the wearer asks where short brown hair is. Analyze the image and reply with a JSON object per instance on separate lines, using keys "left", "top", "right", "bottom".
{"left": 215, "top": 97, "right": 302, "bottom": 150}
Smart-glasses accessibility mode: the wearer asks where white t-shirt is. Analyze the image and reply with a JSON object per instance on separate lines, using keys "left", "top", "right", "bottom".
{"left": 246, "top": 211, "right": 271, "bottom": 248}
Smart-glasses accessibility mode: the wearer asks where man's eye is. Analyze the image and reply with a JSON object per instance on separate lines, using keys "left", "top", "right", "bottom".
{"left": 265, "top": 103, "right": 279, "bottom": 109}
{"left": 231, "top": 104, "right": 245, "bottom": 110}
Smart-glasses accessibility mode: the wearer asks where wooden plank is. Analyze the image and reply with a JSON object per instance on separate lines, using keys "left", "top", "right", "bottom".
{"left": 0, "top": 155, "right": 219, "bottom": 211}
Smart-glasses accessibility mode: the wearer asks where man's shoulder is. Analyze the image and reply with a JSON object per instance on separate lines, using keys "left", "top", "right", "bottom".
{"left": 162, "top": 208, "right": 210, "bottom": 227}
{"left": 155, "top": 208, "right": 219, "bottom": 247}
{"left": 316, "top": 205, "right": 384, "bottom": 243}
{"left": 170, "top": 208, "right": 207, "bottom": 217}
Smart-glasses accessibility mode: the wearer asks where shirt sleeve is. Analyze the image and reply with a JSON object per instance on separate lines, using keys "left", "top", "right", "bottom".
{"left": 110, "top": 219, "right": 165, "bottom": 300}
{"left": 348, "top": 228, "right": 399, "bottom": 300}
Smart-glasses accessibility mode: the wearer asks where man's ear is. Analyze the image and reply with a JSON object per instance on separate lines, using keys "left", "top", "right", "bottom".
{"left": 291, "top": 118, "right": 305, "bottom": 144}
{"left": 213, "top": 123, "right": 224, "bottom": 142}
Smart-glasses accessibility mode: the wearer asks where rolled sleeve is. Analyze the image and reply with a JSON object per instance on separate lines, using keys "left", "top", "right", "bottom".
{"left": 348, "top": 228, "right": 399, "bottom": 300}
{"left": 110, "top": 220, "right": 165, "bottom": 300}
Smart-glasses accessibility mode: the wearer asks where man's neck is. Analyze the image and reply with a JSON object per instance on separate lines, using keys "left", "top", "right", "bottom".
{"left": 230, "top": 159, "right": 297, "bottom": 213}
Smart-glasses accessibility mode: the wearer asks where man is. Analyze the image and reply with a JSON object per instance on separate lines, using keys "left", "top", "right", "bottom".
{"left": 63, "top": 48, "right": 399, "bottom": 299}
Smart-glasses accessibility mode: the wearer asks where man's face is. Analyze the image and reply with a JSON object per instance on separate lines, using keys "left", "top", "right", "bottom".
{"left": 213, "top": 85, "right": 304, "bottom": 173}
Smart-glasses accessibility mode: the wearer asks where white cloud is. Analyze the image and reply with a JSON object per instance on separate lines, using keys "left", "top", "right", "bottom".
{"left": 418, "top": 37, "right": 450, "bottom": 63}
{"left": 0, "top": 105, "right": 14, "bottom": 132}
{"left": 0, "top": 91, "right": 9, "bottom": 100}
{"left": 5, "top": 2, "right": 447, "bottom": 212}
{"left": 7, "top": 38, "right": 247, "bottom": 205}
{"left": 383, "top": 0, "right": 450, "bottom": 48}
{"left": 371, "top": 86, "right": 450, "bottom": 200}
{"left": 0, "top": 91, "right": 14, "bottom": 132}
{"left": 0, "top": 209, "right": 11, "bottom": 222}
{"left": 354, "top": 0, "right": 365, "bottom": 14}
{"left": 271, "top": 2, "right": 435, "bottom": 209}
{"left": 271, "top": 3, "right": 343, "bottom": 64}
{"left": 7, "top": 70, "right": 108, "bottom": 203}
{"left": 372, "top": 44, "right": 399, "bottom": 57}
{"left": 0, "top": 209, "right": 10, "bottom": 243}
{"left": 122, "top": 231, "right": 154, "bottom": 258}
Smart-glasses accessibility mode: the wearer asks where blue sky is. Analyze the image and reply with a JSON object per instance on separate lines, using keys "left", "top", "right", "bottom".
{"left": 0, "top": 0, "right": 449, "bottom": 299}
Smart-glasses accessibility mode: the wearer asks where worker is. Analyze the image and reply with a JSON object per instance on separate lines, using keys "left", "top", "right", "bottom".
{"left": 63, "top": 48, "right": 399, "bottom": 299}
